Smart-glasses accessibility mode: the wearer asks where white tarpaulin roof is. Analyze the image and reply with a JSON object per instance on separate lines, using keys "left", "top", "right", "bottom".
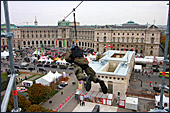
{"left": 155, "top": 94, "right": 169, "bottom": 103}
{"left": 155, "top": 57, "right": 164, "bottom": 61}
{"left": 126, "top": 97, "right": 138, "bottom": 105}
{"left": 144, "top": 56, "right": 154, "bottom": 59}
{"left": 134, "top": 65, "right": 142, "bottom": 71}
{"left": 54, "top": 71, "right": 62, "bottom": 78}
{"left": 135, "top": 58, "right": 153, "bottom": 64}
{"left": 35, "top": 71, "right": 60, "bottom": 86}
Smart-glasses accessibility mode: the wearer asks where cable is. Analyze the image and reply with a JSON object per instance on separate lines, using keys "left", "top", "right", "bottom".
{"left": 63, "top": 1, "right": 83, "bottom": 21}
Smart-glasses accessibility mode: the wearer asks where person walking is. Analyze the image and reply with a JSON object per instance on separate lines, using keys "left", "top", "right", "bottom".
{"left": 65, "top": 45, "right": 107, "bottom": 94}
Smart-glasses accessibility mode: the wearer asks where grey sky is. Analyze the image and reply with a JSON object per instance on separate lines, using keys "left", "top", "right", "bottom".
{"left": 1, "top": 1, "right": 169, "bottom": 26}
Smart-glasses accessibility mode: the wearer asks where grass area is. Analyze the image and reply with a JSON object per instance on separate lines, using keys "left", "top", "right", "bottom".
{"left": 33, "top": 74, "right": 45, "bottom": 82}
{"left": 1, "top": 72, "right": 8, "bottom": 79}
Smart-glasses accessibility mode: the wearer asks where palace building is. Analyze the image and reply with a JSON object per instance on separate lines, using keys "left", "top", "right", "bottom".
{"left": 1, "top": 18, "right": 161, "bottom": 56}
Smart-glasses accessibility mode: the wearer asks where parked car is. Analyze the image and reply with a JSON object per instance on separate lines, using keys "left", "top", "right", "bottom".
{"left": 68, "top": 67, "right": 74, "bottom": 70}
{"left": 59, "top": 65, "right": 68, "bottom": 69}
{"left": 39, "top": 67, "right": 47, "bottom": 73}
{"left": 44, "top": 64, "right": 50, "bottom": 67}
{"left": 60, "top": 81, "right": 68, "bottom": 87}
{"left": 37, "top": 63, "right": 43, "bottom": 67}
{"left": 57, "top": 85, "right": 63, "bottom": 89}
{"left": 51, "top": 64, "right": 57, "bottom": 68}
{"left": 17, "top": 87, "right": 28, "bottom": 92}
{"left": 14, "top": 65, "right": 21, "bottom": 69}
{"left": 20, "top": 67, "right": 28, "bottom": 70}
{"left": 20, "top": 62, "right": 29, "bottom": 67}
{"left": 28, "top": 67, "right": 35, "bottom": 71}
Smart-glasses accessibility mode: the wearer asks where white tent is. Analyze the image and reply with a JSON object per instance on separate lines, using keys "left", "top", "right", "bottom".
{"left": 155, "top": 95, "right": 169, "bottom": 107}
{"left": 155, "top": 57, "right": 164, "bottom": 62}
{"left": 144, "top": 56, "right": 154, "bottom": 60}
{"left": 35, "top": 71, "right": 58, "bottom": 86}
{"left": 1, "top": 51, "right": 9, "bottom": 59}
{"left": 54, "top": 71, "right": 62, "bottom": 79}
{"left": 125, "top": 97, "right": 138, "bottom": 111}
{"left": 46, "top": 58, "right": 54, "bottom": 64}
{"left": 56, "top": 59, "right": 67, "bottom": 65}
{"left": 135, "top": 58, "right": 153, "bottom": 64}
{"left": 134, "top": 65, "right": 142, "bottom": 72}
{"left": 38, "top": 58, "right": 46, "bottom": 62}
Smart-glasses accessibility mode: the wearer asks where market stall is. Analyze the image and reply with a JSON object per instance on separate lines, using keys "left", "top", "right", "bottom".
{"left": 84, "top": 91, "right": 93, "bottom": 102}
{"left": 90, "top": 91, "right": 98, "bottom": 103}
{"left": 79, "top": 90, "right": 87, "bottom": 101}
{"left": 107, "top": 94, "right": 114, "bottom": 106}
{"left": 75, "top": 89, "right": 84, "bottom": 100}
{"left": 102, "top": 94, "right": 108, "bottom": 105}
{"left": 95, "top": 92, "right": 103, "bottom": 104}
{"left": 119, "top": 94, "right": 126, "bottom": 108}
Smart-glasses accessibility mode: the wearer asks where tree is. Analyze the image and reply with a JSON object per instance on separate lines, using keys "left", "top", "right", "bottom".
{"left": 26, "top": 104, "right": 51, "bottom": 112}
{"left": 7, "top": 95, "right": 31, "bottom": 112}
{"left": 28, "top": 83, "right": 52, "bottom": 104}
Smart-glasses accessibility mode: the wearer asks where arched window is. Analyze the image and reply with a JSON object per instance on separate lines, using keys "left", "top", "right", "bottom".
{"left": 32, "top": 41, "right": 34, "bottom": 45}
{"left": 72, "top": 41, "right": 74, "bottom": 44}
{"left": 150, "top": 50, "right": 153, "bottom": 55}
{"left": 82, "top": 42, "right": 84, "bottom": 46}
{"left": 79, "top": 42, "right": 81, "bottom": 46}
{"left": 52, "top": 41, "right": 54, "bottom": 44}
{"left": 28, "top": 41, "right": 30, "bottom": 45}
{"left": 44, "top": 34, "right": 46, "bottom": 38}
{"left": 36, "top": 41, "right": 38, "bottom": 45}
{"left": 140, "top": 50, "right": 143, "bottom": 54}
{"left": 48, "top": 41, "right": 50, "bottom": 44}
{"left": 85, "top": 42, "right": 87, "bottom": 46}
{"left": 23, "top": 41, "right": 26, "bottom": 45}
{"left": 104, "top": 37, "right": 106, "bottom": 42}
{"left": 88, "top": 42, "right": 89, "bottom": 47}
{"left": 151, "top": 38, "right": 154, "bottom": 43}
{"left": 44, "top": 41, "right": 46, "bottom": 44}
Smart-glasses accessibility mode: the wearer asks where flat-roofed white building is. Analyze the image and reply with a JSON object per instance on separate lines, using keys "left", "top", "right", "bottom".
{"left": 89, "top": 50, "right": 135, "bottom": 97}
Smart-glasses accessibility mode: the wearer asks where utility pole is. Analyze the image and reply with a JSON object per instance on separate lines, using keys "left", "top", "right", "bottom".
{"left": 1, "top": 1, "right": 21, "bottom": 112}
{"left": 159, "top": 3, "right": 169, "bottom": 109}
{"left": 73, "top": 8, "right": 78, "bottom": 46}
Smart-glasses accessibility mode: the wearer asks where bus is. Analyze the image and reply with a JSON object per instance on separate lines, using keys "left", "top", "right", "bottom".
{"left": 159, "top": 72, "right": 169, "bottom": 78}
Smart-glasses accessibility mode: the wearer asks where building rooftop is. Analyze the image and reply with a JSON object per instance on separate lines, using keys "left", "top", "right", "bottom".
{"left": 89, "top": 50, "right": 135, "bottom": 77}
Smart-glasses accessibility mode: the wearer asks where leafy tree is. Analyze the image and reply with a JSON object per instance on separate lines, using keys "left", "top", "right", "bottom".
{"left": 7, "top": 95, "right": 31, "bottom": 112}
{"left": 26, "top": 104, "right": 51, "bottom": 112}
{"left": 28, "top": 83, "right": 52, "bottom": 104}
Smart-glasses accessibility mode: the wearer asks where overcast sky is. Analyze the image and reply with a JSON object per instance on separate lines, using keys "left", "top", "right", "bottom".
{"left": 1, "top": 1, "right": 169, "bottom": 26}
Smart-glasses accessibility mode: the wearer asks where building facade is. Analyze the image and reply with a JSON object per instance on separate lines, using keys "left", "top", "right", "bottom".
{"left": 89, "top": 50, "right": 135, "bottom": 97}
{"left": 1, "top": 20, "right": 161, "bottom": 56}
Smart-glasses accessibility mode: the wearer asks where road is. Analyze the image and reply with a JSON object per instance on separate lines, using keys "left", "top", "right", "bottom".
{"left": 41, "top": 73, "right": 79, "bottom": 111}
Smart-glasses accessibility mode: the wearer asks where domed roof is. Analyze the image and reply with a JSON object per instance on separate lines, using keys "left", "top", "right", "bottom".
{"left": 127, "top": 20, "right": 135, "bottom": 24}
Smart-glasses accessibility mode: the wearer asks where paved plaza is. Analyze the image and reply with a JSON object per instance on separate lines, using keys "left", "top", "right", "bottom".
{"left": 73, "top": 101, "right": 118, "bottom": 112}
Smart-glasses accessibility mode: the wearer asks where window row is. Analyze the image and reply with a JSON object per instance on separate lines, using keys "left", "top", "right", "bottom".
{"left": 97, "top": 32, "right": 146, "bottom": 36}
{"left": 98, "top": 75, "right": 125, "bottom": 80}
{"left": 21, "top": 30, "right": 58, "bottom": 34}
{"left": 22, "top": 34, "right": 57, "bottom": 38}
{"left": 23, "top": 40, "right": 55, "bottom": 45}
{"left": 72, "top": 41, "right": 94, "bottom": 48}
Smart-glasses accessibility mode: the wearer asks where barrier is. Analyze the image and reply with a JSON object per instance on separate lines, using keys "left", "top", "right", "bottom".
{"left": 54, "top": 92, "right": 75, "bottom": 112}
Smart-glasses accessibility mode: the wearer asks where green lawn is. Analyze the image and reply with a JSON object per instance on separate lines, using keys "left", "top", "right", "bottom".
{"left": 1, "top": 72, "right": 8, "bottom": 79}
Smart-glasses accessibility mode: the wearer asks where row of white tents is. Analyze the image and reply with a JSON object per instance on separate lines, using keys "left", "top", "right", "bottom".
{"left": 1, "top": 50, "right": 16, "bottom": 59}
{"left": 35, "top": 71, "right": 62, "bottom": 86}
{"left": 135, "top": 56, "right": 164, "bottom": 64}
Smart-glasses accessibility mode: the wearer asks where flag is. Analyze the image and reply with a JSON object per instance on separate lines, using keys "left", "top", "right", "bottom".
{"left": 64, "top": 40, "right": 65, "bottom": 46}
{"left": 93, "top": 51, "right": 96, "bottom": 55}
{"left": 108, "top": 44, "right": 113, "bottom": 48}
{"left": 104, "top": 45, "right": 108, "bottom": 48}
{"left": 56, "top": 40, "right": 57, "bottom": 45}
{"left": 36, "top": 48, "right": 38, "bottom": 56}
